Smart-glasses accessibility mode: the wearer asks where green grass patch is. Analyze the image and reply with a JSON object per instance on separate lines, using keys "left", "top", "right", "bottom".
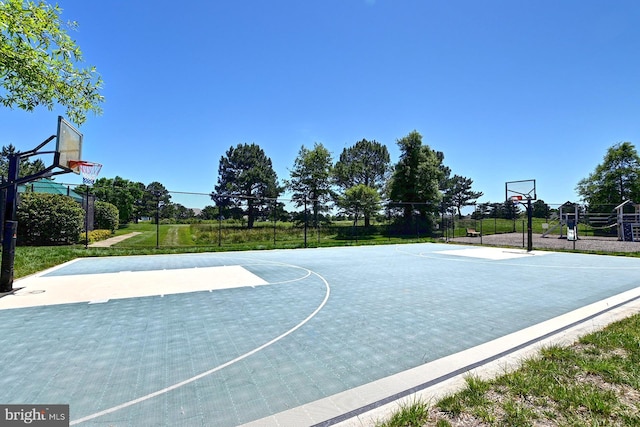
{"left": 375, "top": 399, "right": 429, "bottom": 427}
{"left": 14, "top": 246, "right": 86, "bottom": 278}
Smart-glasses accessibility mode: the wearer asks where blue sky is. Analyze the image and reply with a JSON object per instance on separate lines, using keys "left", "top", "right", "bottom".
{"left": 2, "top": 0, "right": 639, "bottom": 210}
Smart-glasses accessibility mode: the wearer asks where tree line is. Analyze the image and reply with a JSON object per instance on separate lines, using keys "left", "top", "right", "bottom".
{"left": 5, "top": 136, "right": 640, "bottom": 237}
{"left": 1, "top": 130, "right": 486, "bottom": 236}
{"left": 212, "top": 130, "right": 483, "bottom": 233}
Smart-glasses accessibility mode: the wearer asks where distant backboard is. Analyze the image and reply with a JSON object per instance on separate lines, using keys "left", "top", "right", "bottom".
{"left": 505, "top": 179, "right": 536, "bottom": 201}
{"left": 55, "top": 116, "right": 83, "bottom": 174}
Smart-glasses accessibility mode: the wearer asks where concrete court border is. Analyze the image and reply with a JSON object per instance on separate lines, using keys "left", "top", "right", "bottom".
{"left": 2, "top": 244, "right": 640, "bottom": 426}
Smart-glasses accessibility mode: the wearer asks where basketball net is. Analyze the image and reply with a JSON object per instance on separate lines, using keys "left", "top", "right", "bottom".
{"left": 510, "top": 195, "right": 523, "bottom": 205}
{"left": 69, "top": 161, "right": 102, "bottom": 186}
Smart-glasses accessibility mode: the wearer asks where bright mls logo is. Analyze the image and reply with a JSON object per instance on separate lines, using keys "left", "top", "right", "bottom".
{"left": 1, "top": 405, "right": 69, "bottom": 426}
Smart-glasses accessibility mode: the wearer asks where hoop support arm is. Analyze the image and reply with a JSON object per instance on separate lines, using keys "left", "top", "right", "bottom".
{"left": 14, "top": 135, "right": 57, "bottom": 159}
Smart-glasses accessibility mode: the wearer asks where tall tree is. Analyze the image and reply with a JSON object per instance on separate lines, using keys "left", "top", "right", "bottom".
{"left": 285, "top": 143, "right": 333, "bottom": 227}
{"left": 496, "top": 200, "right": 520, "bottom": 220}
{"left": 213, "top": 143, "right": 280, "bottom": 228}
{"left": 130, "top": 181, "right": 147, "bottom": 222}
{"left": 143, "top": 181, "right": 171, "bottom": 221}
{"left": 437, "top": 154, "right": 455, "bottom": 221}
{"left": 388, "top": 131, "right": 443, "bottom": 231}
{"left": 471, "top": 202, "right": 492, "bottom": 220}
{"left": 443, "top": 175, "right": 484, "bottom": 219}
{"left": 576, "top": 142, "right": 640, "bottom": 209}
{"left": 0, "top": 143, "right": 45, "bottom": 178}
{"left": 173, "top": 203, "right": 194, "bottom": 221}
{"left": 333, "top": 139, "right": 390, "bottom": 189}
{"left": 199, "top": 205, "right": 219, "bottom": 220}
{"left": 86, "top": 176, "right": 145, "bottom": 224}
{"left": 336, "top": 184, "right": 381, "bottom": 227}
{"left": 0, "top": 0, "right": 103, "bottom": 125}
{"left": 333, "top": 138, "right": 390, "bottom": 226}
{"left": 532, "top": 199, "right": 551, "bottom": 219}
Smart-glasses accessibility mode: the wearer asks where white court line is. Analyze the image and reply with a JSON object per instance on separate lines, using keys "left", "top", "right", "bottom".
{"left": 70, "top": 264, "right": 331, "bottom": 425}
{"left": 435, "top": 247, "right": 548, "bottom": 260}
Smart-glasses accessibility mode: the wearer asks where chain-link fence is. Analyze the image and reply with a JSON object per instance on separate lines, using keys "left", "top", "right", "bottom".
{"left": 137, "top": 193, "right": 443, "bottom": 249}
{"left": 448, "top": 201, "right": 640, "bottom": 252}
{"left": 16, "top": 181, "right": 640, "bottom": 250}
{"left": 466, "top": 202, "right": 637, "bottom": 240}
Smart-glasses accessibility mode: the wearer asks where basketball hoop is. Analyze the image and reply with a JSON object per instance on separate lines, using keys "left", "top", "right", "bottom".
{"left": 510, "top": 195, "right": 523, "bottom": 204}
{"left": 68, "top": 160, "right": 102, "bottom": 185}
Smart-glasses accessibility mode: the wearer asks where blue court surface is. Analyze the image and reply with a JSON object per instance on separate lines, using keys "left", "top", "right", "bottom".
{"left": 1, "top": 243, "right": 640, "bottom": 426}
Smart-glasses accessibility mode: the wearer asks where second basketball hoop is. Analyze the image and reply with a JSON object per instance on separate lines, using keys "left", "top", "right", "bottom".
{"left": 505, "top": 179, "right": 536, "bottom": 202}
{"left": 506, "top": 179, "right": 536, "bottom": 252}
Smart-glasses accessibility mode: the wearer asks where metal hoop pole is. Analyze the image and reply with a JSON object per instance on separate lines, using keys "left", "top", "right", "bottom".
{"left": 85, "top": 188, "right": 89, "bottom": 249}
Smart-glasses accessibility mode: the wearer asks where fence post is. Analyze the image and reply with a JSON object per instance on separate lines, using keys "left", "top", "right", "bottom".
{"left": 155, "top": 197, "right": 160, "bottom": 249}
{"left": 527, "top": 198, "right": 533, "bottom": 252}
{"left": 272, "top": 199, "right": 276, "bottom": 247}
{"left": 304, "top": 198, "right": 308, "bottom": 248}
{"left": 451, "top": 214, "right": 454, "bottom": 239}
{"left": 218, "top": 211, "right": 222, "bottom": 247}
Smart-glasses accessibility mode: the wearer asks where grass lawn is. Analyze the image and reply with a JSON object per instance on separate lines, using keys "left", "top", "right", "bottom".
{"left": 82, "top": 216, "right": 621, "bottom": 252}
{"left": 109, "top": 221, "right": 437, "bottom": 250}
{"left": 12, "top": 245, "right": 216, "bottom": 278}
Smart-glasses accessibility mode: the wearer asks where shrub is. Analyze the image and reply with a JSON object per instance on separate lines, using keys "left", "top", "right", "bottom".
{"left": 80, "top": 229, "right": 113, "bottom": 244}
{"left": 17, "top": 193, "right": 85, "bottom": 245}
{"left": 94, "top": 201, "right": 119, "bottom": 232}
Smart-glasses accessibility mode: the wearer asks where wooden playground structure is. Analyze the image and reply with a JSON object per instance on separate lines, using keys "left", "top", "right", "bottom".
{"left": 541, "top": 201, "right": 640, "bottom": 242}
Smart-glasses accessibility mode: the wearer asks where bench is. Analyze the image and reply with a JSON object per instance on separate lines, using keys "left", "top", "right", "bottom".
{"left": 466, "top": 228, "right": 480, "bottom": 237}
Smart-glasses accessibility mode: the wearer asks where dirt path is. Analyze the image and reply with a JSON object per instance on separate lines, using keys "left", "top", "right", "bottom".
{"left": 164, "top": 226, "right": 180, "bottom": 246}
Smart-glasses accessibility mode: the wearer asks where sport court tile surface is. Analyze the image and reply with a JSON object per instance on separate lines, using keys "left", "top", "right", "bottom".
{"left": 1, "top": 243, "right": 639, "bottom": 426}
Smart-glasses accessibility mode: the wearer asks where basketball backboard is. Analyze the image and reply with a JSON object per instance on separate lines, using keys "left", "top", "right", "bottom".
{"left": 55, "top": 116, "right": 83, "bottom": 174}
{"left": 505, "top": 179, "right": 536, "bottom": 202}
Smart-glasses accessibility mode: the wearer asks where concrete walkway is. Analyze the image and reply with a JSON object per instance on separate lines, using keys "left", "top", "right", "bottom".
{"left": 88, "top": 231, "right": 142, "bottom": 247}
